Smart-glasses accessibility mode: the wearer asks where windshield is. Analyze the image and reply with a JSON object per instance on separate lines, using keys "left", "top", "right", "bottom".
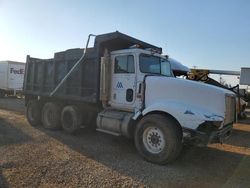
{"left": 139, "top": 54, "right": 172, "bottom": 76}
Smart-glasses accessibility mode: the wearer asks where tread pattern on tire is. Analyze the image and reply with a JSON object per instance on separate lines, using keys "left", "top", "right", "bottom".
{"left": 61, "top": 105, "right": 82, "bottom": 134}
{"left": 135, "top": 114, "right": 182, "bottom": 164}
{"left": 26, "top": 100, "right": 41, "bottom": 126}
{"left": 42, "top": 102, "right": 62, "bottom": 130}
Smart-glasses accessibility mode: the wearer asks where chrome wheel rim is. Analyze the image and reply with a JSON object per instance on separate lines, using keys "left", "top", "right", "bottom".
{"left": 142, "top": 126, "right": 166, "bottom": 154}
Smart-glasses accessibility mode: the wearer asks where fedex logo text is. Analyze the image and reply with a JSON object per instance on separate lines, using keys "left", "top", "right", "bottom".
{"left": 10, "top": 68, "right": 24, "bottom": 75}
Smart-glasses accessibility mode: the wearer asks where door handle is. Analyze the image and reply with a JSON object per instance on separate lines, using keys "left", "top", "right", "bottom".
{"left": 136, "top": 82, "right": 145, "bottom": 99}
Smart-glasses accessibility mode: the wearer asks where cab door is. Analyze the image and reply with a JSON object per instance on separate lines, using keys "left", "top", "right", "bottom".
{"left": 109, "top": 54, "right": 136, "bottom": 110}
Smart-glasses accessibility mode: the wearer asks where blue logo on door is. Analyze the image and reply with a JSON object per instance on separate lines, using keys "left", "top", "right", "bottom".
{"left": 116, "top": 82, "right": 123, "bottom": 89}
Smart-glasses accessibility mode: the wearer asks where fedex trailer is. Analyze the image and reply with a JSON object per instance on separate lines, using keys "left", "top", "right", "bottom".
{"left": 0, "top": 61, "right": 25, "bottom": 97}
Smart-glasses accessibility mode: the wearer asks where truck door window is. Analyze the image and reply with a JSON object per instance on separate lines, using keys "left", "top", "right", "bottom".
{"left": 114, "top": 55, "right": 135, "bottom": 74}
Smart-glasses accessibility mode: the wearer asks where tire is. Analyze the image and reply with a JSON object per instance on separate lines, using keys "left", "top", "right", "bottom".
{"left": 26, "top": 100, "right": 41, "bottom": 126}
{"left": 0, "top": 90, "right": 5, "bottom": 98}
{"left": 61, "top": 105, "right": 82, "bottom": 134}
{"left": 134, "top": 114, "right": 182, "bottom": 164}
{"left": 42, "top": 102, "right": 62, "bottom": 130}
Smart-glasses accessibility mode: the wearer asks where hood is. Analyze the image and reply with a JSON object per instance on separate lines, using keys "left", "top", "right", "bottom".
{"left": 145, "top": 76, "right": 235, "bottom": 117}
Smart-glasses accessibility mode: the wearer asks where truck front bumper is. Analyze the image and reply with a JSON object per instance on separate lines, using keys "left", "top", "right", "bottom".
{"left": 184, "top": 123, "right": 233, "bottom": 146}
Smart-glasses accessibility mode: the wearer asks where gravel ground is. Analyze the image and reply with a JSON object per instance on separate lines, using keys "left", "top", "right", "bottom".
{"left": 0, "top": 98, "right": 250, "bottom": 188}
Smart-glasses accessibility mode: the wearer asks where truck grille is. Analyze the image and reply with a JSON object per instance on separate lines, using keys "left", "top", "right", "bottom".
{"left": 224, "top": 95, "right": 236, "bottom": 125}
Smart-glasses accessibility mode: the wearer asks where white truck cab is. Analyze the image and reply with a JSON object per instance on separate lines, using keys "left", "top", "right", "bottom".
{"left": 97, "top": 47, "right": 236, "bottom": 163}
{"left": 109, "top": 48, "right": 171, "bottom": 111}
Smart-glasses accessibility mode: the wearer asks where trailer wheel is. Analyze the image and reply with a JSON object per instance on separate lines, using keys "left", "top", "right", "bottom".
{"left": 42, "top": 102, "right": 62, "bottom": 130}
{"left": 26, "top": 100, "right": 41, "bottom": 126}
{"left": 134, "top": 114, "right": 182, "bottom": 164}
{"left": 0, "top": 90, "right": 5, "bottom": 98}
{"left": 61, "top": 105, "right": 82, "bottom": 134}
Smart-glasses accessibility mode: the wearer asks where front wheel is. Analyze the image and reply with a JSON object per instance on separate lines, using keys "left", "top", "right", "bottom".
{"left": 134, "top": 114, "right": 182, "bottom": 164}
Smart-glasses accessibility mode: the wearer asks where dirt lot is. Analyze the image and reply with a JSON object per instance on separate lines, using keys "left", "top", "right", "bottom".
{"left": 0, "top": 98, "right": 250, "bottom": 188}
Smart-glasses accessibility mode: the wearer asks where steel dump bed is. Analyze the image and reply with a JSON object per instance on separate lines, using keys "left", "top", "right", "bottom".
{"left": 23, "top": 31, "right": 162, "bottom": 103}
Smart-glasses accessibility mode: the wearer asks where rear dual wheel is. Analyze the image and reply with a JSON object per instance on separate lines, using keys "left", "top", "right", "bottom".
{"left": 42, "top": 102, "right": 62, "bottom": 130}
{"left": 27, "top": 100, "right": 81, "bottom": 133}
{"left": 61, "top": 105, "right": 82, "bottom": 134}
{"left": 26, "top": 100, "right": 41, "bottom": 126}
{"left": 0, "top": 90, "right": 5, "bottom": 98}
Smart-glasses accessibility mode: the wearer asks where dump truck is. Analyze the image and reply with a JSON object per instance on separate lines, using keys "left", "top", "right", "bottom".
{"left": 23, "top": 31, "right": 236, "bottom": 164}
{"left": 0, "top": 61, "right": 25, "bottom": 97}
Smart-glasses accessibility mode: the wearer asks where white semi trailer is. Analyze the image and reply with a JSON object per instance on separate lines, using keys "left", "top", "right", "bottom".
{"left": 0, "top": 61, "right": 25, "bottom": 97}
{"left": 23, "top": 32, "right": 236, "bottom": 164}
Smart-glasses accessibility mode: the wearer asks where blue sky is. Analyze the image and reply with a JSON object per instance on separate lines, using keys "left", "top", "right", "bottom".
{"left": 0, "top": 0, "right": 249, "bottom": 74}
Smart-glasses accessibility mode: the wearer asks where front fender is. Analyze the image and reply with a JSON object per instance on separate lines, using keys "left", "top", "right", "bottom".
{"left": 142, "top": 101, "right": 224, "bottom": 130}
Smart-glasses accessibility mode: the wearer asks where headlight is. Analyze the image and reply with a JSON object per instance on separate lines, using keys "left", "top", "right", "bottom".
{"left": 212, "top": 121, "right": 223, "bottom": 127}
